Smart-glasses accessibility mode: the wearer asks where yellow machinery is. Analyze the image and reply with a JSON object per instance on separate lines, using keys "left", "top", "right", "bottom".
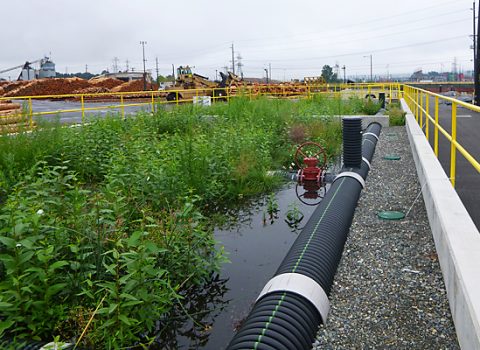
{"left": 165, "top": 66, "right": 242, "bottom": 101}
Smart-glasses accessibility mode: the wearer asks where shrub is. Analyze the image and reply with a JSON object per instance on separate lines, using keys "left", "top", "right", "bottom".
{"left": 362, "top": 98, "right": 382, "bottom": 115}
{"left": 387, "top": 102, "right": 406, "bottom": 126}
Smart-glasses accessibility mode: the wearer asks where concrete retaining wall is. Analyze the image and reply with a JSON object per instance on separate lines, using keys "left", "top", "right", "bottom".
{"left": 402, "top": 99, "right": 480, "bottom": 350}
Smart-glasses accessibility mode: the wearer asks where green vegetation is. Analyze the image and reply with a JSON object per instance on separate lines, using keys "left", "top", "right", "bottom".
{"left": 387, "top": 101, "right": 406, "bottom": 126}
{"left": 0, "top": 96, "right": 357, "bottom": 348}
{"left": 361, "top": 98, "right": 382, "bottom": 115}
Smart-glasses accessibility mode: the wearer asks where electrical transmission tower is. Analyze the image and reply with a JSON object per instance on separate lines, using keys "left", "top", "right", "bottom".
{"left": 113, "top": 57, "right": 119, "bottom": 73}
{"left": 236, "top": 53, "right": 244, "bottom": 78}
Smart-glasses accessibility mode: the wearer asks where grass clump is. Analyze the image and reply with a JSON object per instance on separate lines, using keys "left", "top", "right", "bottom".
{"left": 361, "top": 98, "right": 382, "bottom": 115}
{"left": 387, "top": 102, "right": 406, "bottom": 126}
{"left": 0, "top": 96, "right": 348, "bottom": 348}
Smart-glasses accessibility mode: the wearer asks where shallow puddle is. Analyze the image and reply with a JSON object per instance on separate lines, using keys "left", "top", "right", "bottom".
{"left": 154, "top": 181, "right": 327, "bottom": 349}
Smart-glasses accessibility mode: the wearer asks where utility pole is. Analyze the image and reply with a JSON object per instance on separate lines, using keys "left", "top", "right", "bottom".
{"left": 155, "top": 57, "right": 159, "bottom": 83}
{"left": 364, "top": 54, "right": 373, "bottom": 82}
{"left": 126, "top": 59, "right": 130, "bottom": 72}
{"left": 172, "top": 64, "right": 175, "bottom": 82}
{"left": 342, "top": 65, "right": 346, "bottom": 83}
{"left": 475, "top": 1, "right": 480, "bottom": 104}
{"left": 269, "top": 63, "right": 272, "bottom": 82}
{"left": 264, "top": 68, "right": 269, "bottom": 84}
{"left": 215, "top": 69, "right": 218, "bottom": 81}
{"left": 85, "top": 64, "right": 88, "bottom": 74}
{"left": 231, "top": 43, "right": 236, "bottom": 75}
{"left": 140, "top": 41, "right": 147, "bottom": 90}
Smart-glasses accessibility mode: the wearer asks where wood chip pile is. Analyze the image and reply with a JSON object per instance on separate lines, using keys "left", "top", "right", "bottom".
{"left": 3, "top": 78, "right": 90, "bottom": 97}
{"left": 0, "top": 78, "right": 159, "bottom": 98}
{"left": 111, "top": 80, "right": 158, "bottom": 92}
{"left": 89, "top": 77, "right": 125, "bottom": 89}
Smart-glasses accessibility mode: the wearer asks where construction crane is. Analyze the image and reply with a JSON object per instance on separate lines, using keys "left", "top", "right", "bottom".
{"left": 0, "top": 58, "right": 44, "bottom": 78}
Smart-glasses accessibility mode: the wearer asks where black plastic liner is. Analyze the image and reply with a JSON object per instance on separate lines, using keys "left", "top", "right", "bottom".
{"left": 226, "top": 122, "right": 382, "bottom": 350}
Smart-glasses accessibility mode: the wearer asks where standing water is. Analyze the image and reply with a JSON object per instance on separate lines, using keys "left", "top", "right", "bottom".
{"left": 154, "top": 181, "right": 328, "bottom": 349}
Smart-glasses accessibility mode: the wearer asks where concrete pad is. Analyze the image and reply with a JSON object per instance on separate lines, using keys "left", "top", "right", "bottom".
{"left": 403, "top": 99, "right": 480, "bottom": 350}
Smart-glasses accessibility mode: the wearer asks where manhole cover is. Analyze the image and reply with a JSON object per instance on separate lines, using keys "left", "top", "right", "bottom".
{"left": 378, "top": 211, "right": 405, "bottom": 220}
{"left": 383, "top": 155, "right": 401, "bottom": 160}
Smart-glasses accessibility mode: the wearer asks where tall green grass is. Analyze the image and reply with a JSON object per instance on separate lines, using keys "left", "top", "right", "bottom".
{"left": 0, "top": 96, "right": 352, "bottom": 348}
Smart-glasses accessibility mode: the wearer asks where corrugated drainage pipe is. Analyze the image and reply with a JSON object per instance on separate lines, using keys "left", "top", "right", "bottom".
{"left": 226, "top": 121, "right": 382, "bottom": 350}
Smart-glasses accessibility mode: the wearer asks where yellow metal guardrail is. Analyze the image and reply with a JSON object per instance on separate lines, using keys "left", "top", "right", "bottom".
{"left": 1, "top": 80, "right": 477, "bottom": 191}
{"left": 403, "top": 85, "right": 480, "bottom": 187}
{"left": 0, "top": 83, "right": 402, "bottom": 126}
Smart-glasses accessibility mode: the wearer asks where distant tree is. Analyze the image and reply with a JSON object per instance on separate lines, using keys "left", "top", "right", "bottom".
{"left": 156, "top": 74, "right": 175, "bottom": 84}
{"left": 321, "top": 65, "right": 338, "bottom": 83}
{"left": 56, "top": 72, "right": 97, "bottom": 79}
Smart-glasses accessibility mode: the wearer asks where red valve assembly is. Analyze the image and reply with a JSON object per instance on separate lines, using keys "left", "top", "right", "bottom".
{"left": 294, "top": 142, "right": 328, "bottom": 206}
{"left": 294, "top": 141, "right": 327, "bottom": 184}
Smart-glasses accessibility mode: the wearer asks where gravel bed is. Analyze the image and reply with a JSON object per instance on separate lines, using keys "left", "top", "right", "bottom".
{"left": 313, "top": 126, "right": 459, "bottom": 349}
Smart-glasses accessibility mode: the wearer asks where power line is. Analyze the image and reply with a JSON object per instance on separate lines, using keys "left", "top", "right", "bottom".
{"left": 244, "top": 35, "right": 469, "bottom": 63}
{"left": 234, "top": 0, "right": 461, "bottom": 45}
{"left": 241, "top": 16, "right": 469, "bottom": 55}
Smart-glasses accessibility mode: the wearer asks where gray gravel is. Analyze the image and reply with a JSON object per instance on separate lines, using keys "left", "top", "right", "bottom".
{"left": 314, "top": 126, "right": 459, "bottom": 349}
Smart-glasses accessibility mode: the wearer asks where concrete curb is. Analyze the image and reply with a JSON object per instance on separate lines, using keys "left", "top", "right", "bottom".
{"left": 402, "top": 99, "right": 480, "bottom": 350}
{"left": 329, "top": 115, "right": 389, "bottom": 128}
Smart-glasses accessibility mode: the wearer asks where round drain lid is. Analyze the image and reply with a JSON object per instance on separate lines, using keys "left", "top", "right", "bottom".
{"left": 378, "top": 211, "right": 405, "bottom": 220}
{"left": 383, "top": 155, "right": 401, "bottom": 160}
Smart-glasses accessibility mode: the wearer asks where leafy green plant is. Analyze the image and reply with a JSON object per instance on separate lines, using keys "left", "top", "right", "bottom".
{"left": 0, "top": 95, "right": 351, "bottom": 347}
{"left": 387, "top": 102, "right": 406, "bottom": 126}
{"left": 361, "top": 98, "right": 382, "bottom": 115}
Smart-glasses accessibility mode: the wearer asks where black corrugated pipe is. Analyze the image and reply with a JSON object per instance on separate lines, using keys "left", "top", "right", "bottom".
{"left": 226, "top": 121, "right": 382, "bottom": 350}
{"left": 342, "top": 117, "right": 363, "bottom": 168}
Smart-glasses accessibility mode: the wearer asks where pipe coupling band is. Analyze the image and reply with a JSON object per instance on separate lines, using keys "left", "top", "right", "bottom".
{"left": 363, "top": 132, "right": 379, "bottom": 141}
{"left": 257, "top": 273, "right": 330, "bottom": 323}
{"left": 362, "top": 157, "right": 371, "bottom": 170}
{"left": 334, "top": 172, "right": 366, "bottom": 189}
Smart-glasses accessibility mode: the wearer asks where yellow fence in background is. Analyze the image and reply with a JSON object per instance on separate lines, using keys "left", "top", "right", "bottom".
{"left": 403, "top": 85, "right": 480, "bottom": 187}
{"left": 2, "top": 81, "right": 479, "bottom": 189}
{"left": 0, "top": 83, "right": 402, "bottom": 125}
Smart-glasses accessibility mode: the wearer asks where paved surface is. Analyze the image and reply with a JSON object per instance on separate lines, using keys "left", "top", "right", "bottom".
{"left": 421, "top": 97, "right": 480, "bottom": 229}
{"left": 314, "top": 126, "right": 458, "bottom": 349}
{"left": 22, "top": 99, "right": 150, "bottom": 124}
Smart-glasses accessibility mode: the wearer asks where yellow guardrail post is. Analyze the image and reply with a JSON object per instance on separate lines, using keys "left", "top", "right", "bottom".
{"left": 389, "top": 84, "right": 392, "bottom": 104}
{"left": 120, "top": 95, "right": 125, "bottom": 119}
{"left": 450, "top": 102, "right": 457, "bottom": 187}
{"left": 227, "top": 87, "right": 230, "bottom": 102}
{"left": 28, "top": 97, "right": 33, "bottom": 128}
{"left": 151, "top": 92, "right": 155, "bottom": 113}
{"left": 420, "top": 91, "right": 424, "bottom": 129}
{"left": 176, "top": 91, "right": 179, "bottom": 106}
{"left": 425, "top": 93, "right": 430, "bottom": 140}
{"left": 415, "top": 90, "right": 420, "bottom": 124}
{"left": 81, "top": 95, "right": 85, "bottom": 124}
{"left": 434, "top": 95, "right": 439, "bottom": 156}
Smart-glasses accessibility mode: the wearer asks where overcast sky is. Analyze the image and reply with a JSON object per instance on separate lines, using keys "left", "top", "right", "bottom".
{"left": 0, "top": 0, "right": 474, "bottom": 81}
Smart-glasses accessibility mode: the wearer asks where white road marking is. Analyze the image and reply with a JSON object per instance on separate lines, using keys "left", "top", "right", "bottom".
{"left": 457, "top": 115, "right": 472, "bottom": 118}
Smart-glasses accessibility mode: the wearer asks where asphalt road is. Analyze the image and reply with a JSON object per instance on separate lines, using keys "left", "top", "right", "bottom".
{"left": 24, "top": 99, "right": 151, "bottom": 124}
{"left": 422, "top": 97, "right": 480, "bottom": 229}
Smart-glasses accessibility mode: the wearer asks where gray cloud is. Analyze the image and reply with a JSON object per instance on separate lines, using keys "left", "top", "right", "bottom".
{"left": 1, "top": 0, "right": 473, "bottom": 80}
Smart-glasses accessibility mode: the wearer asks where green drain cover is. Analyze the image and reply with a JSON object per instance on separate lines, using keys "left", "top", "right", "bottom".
{"left": 378, "top": 211, "right": 405, "bottom": 220}
{"left": 383, "top": 155, "right": 401, "bottom": 160}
